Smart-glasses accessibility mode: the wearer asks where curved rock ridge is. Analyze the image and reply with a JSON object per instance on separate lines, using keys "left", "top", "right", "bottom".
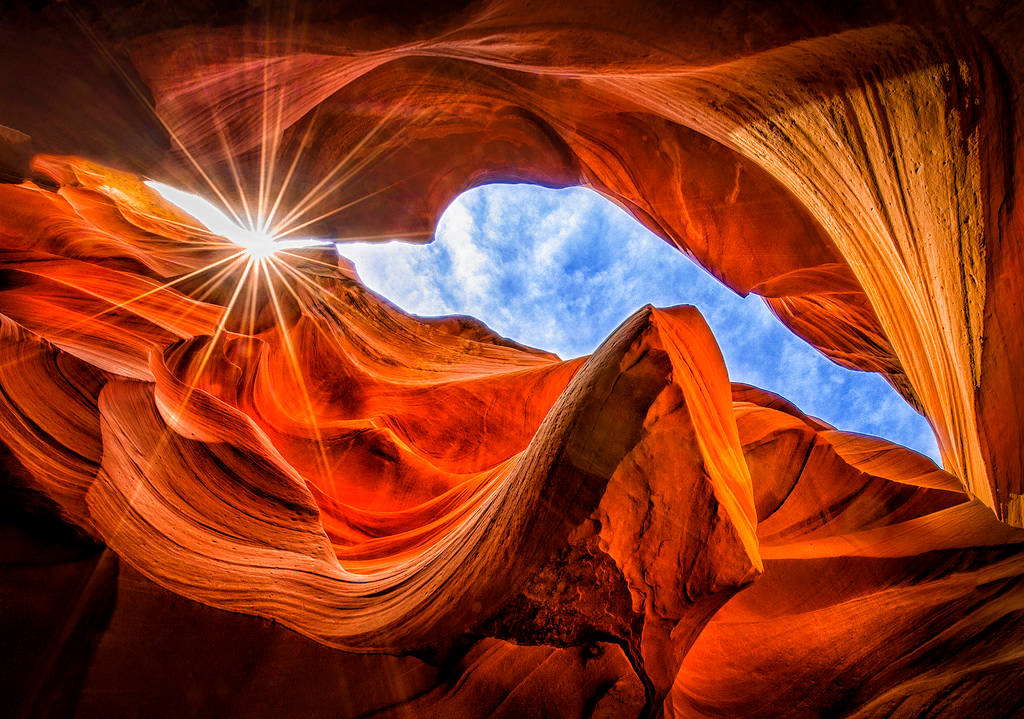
{"left": 672, "top": 386, "right": 1024, "bottom": 718}
{"left": 3, "top": 1, "right": 1024, "bottom": 715}
{"left": 6, "top": 1, "right": 1024, "bottom": 518}
{"left": 1, "top": 159, "right": 763, "bottom": 656}
{"left": 1, "top": 158, "right": 1023, "bottom": 716}
{"left": 36, "top": 0, "right": 1006, "bottom": 524}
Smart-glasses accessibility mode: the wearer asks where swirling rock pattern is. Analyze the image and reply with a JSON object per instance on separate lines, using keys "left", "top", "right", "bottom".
{"left": 2, "top": 1, "right": 1024, "bottom": 717}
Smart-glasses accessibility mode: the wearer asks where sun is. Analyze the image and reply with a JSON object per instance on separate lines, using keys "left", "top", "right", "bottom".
{"left": 145, "top": 180, "right": 329, "bottom": 260}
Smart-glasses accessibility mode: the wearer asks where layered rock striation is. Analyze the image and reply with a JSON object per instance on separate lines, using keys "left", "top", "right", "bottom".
{"left": 2, "top": 1, "right": 1024, "bottom": 716}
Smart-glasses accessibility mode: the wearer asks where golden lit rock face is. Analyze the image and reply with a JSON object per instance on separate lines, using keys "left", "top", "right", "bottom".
{"left": 2, "top": 2, "right": 1024, "bottom": 717}
{"left": 112, "top": 2, "right": 1019, "bottom": 522}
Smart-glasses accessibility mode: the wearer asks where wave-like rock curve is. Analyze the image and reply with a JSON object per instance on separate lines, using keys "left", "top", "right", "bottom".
{"left": 2, "top": 2, "right": 1024, "bottom": 716}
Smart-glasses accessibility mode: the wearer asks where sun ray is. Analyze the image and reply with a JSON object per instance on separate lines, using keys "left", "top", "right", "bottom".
{"left": 244, "top": 263, "right": 261, "bottom": 339}
{"left": 267, "top": 132, "right": 410, "bottom": 238}
{"left": 260, "top": 259, "right": 334, "bottom": 483}
{"left": 173, "top": 34, "right": 260, "bottom": 232}
{"left": 268, "top": 77, "right": 466, "bottom": 238}
{"left": 275, "top": 250, "right": 351, "bottom": 274}
{"left": 187, "top": 256, "right": 253, "bottom": 299}
{"left": 268, "top": 262, "right": 384, "bottom": 386}
{"left": 39, "top": 250, "right": 249, "bottom": 335}
{"left": 0, "top": 345, "right": 47, "bottom": 373}
{"left": 135, "top": 243, "right": 240, "bottom": 251}
{"left": 122, "top": 256, "right": 260, "bottom": 526}
{"left": 272, "top": 172, "right": 426, "bottom": 239}
{"left": 261, "top": 55, "right": 289, "bottom": 234}
{"left": 257, "top": 53, "right": 273, "bottom": 233}
{"left": 166, "top": 255, "right": 260, "bottom": 330}
{"left": 269, "top": 261, "right": 365, "bottom": 348}
{"left": 92, "top": 199, "right": 243, "bottom": 242}
{"left": 268, "top": 251, "right": 340, "bottom": 287}
{"left": 60, "top": 2, "right": 249, "bottom": 229}
{"left": 264, "top": 69, "right": 442, "bottom": 237}
{"left": 261, "top": 106, "right": 323, "bottom": 235}
{"left": 168, "top": 257, "right": 255, "bottom": 427}
{"left": 205, "top": 96, "right": 258, "bottom": 231}
{"left": 259, "top": 0, "right": 313, "bottom": 235}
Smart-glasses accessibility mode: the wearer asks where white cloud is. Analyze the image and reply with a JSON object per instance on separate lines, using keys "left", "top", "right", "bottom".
{"left": 335, "top": 183, "right": 940, "bottom": 461}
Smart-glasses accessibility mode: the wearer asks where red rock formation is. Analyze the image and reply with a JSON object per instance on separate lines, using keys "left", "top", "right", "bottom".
{"left": 2, "top": 2, "right": 1024, "bottom": 717}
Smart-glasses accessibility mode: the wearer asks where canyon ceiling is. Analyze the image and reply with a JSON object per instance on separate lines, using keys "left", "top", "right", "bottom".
{"left": 2, "top": 0, "right": 1024, "bottom": 717}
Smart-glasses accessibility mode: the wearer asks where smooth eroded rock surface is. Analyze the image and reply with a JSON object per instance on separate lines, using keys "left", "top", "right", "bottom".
{"left": 3, "top": 2, "right": 1024, "bottom": 716}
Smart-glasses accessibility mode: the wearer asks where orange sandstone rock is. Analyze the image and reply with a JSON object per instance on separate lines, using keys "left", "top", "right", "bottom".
{"left": 2, "top": 2, "right": 1024, "bottom": 716}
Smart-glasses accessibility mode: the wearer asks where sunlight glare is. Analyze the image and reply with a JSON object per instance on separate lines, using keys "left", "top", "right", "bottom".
{"left": 146, "top": 180, "right": 329, "bottom": 259}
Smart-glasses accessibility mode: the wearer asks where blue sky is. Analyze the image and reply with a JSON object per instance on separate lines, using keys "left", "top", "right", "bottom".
{"left": 336, "top": 183, "right": 940, "bottom": 461}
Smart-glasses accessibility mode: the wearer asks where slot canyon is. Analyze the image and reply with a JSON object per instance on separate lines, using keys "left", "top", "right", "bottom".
{"left": 2, "top": 1, "right": 1024, "bottom": 716}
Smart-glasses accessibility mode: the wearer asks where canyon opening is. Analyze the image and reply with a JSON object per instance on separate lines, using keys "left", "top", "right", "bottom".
{"left": 2, "top": 1, "right": 1023, "bottom": 718}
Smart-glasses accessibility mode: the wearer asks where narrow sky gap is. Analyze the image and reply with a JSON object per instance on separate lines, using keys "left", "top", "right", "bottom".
{"left": 337, "top": 183, "right": 941, "bottom": 461}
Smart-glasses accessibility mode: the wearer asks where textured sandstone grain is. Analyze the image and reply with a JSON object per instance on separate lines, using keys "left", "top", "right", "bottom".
{"left": 2, "top": 2, "right": 1024, "bottom": 716}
